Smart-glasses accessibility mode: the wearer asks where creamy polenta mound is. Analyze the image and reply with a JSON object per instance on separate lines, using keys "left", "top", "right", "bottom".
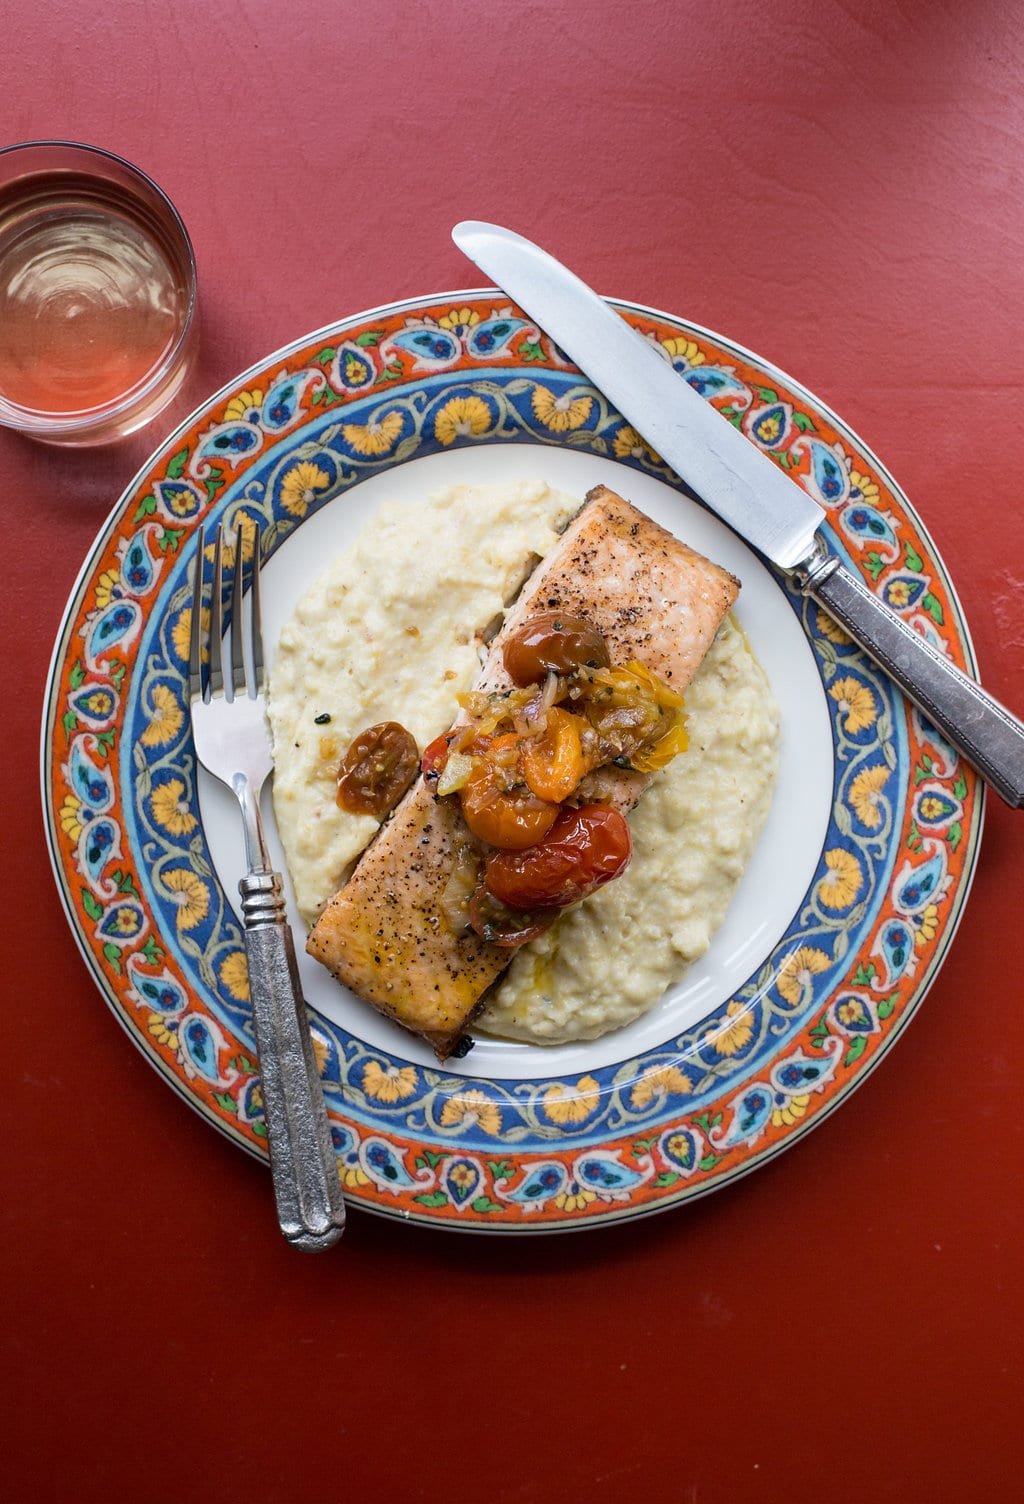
{"left": 269, "top": 480, "right": 578, "bottom": 923}
{"left": 269, "top": 481, "right": 780, "bottom": 1046}
{"left": 478, "top": 615, "right": 779, "bottom": 1042}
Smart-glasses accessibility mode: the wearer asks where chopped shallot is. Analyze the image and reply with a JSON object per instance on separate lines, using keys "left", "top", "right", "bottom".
{"left": 435, "top": 751, "right": 475, "bottom": 797}
{"left": 439, "top": 844, "right": 481, "bottom": 934}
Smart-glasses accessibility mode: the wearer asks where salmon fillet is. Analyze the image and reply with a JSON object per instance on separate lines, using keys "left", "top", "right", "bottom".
{"left": 306, "top": 486, "right": 739, "bottom": 1058}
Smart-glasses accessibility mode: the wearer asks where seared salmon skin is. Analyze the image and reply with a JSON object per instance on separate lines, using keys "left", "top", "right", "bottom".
{"left": 306, "top": 487, "right": 739, "bottom": 1058}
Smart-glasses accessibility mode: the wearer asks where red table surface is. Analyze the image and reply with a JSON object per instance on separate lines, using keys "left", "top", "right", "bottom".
{"left": 3, "top": 2, "right": 1022, "bottom": 1500}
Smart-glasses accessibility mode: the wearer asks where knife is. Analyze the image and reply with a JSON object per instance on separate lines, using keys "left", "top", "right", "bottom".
{"left": 452, "top": 221, "right": 1024, "bottom": 807}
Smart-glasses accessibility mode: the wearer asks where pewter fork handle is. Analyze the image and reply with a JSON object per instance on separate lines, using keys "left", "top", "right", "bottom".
{"left": 240, "top": 870, "right": 347, "bottom": 1250}
{"left": 236, "top": 778, "right": 346, "bottom": 1250}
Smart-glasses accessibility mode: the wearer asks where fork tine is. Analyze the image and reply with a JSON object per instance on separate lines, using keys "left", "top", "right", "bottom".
{"left": 209, "top": 526, "right": 225, "bottom": 699}
{"left": 227, "top": 525, "right": 246, "bottom": 698}
{"left": 188, "top": 523, "right": 206, "bottom": 701}
{"left": 250, "top": 524, "right": 265, "bottom": 697}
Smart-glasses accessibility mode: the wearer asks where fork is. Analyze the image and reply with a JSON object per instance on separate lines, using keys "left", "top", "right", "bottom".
{"left": 189, "top": 521, "right": 346, "bottom": 1251}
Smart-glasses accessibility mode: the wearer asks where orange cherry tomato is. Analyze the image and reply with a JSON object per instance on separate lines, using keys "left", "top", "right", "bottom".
{"left": 459, "top": 734, "right": 559, "bottom": 849}
{"left": 520, "top": 707, "right": 587, "bottom": 803}
{"left": 480, "top": 731, "right": 520, "bottom": 763}
{"left": 484, "top": 804, "right": 632, "bottom": 909}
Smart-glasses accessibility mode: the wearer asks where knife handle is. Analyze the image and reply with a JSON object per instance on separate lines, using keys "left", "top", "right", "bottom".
{"left": 799, "top": 550, "right": 1024, "bottom": 807}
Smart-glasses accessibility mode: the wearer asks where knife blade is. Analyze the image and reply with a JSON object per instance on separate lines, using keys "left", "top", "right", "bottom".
{"left": 452, "top": 220, "right": 1024, "bottom": 807}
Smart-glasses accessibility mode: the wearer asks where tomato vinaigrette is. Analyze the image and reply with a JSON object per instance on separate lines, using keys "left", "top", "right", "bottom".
{"left": 335, "top": 613, "right": 689, "bottom": 946}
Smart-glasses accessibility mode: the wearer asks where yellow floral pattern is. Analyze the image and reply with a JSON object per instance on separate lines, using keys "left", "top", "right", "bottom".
{"left": 147, "top": 1013, "right": 178, "bottom": 1049}
{"left": 772, "top": 1094, "right": 810, "bottom": 1128}
{"left": 630, "top": 1064, "right": 692, "bottom": 1109}
{"left": 141, "top": 684, "right": 184, "bottom": 748}
{"left": 838, "top": 997, "right": 870, "bottom": 1028}
{"left": 163, "top": 868, "right": 210, "bottom": 931}
{"left": 280, "top": 461, "right": 331, "bottom": 518}
{"left": 203, "top": 514, "right": 259, "bottom": 566}
{"left": 885, "top": 579, "right": 915, "bottom": 609}
{"left": 171, "top": 605, "right": 208, "bottom": 664}
{"left": 816, "top": 608, "right": 851, "bottom": 646}
{"left": 311, "top": 1035, "right": 329, "bottom": 1077}
{"left": 166, "top": 488, "right": 197, "bottom": 519}
{"left": 439, "top": 306, "right": 480, "bottom": 331}
{"left": 150, "top": 778, "right": 197, "bottom": 838}
{"left": 829, "top": 676, "right": 877, "bottom": 734}
{"left": 530, "top": 385, "right": 593, "bottom": 432}
{"left": 818, "top": 848, "right": 863, "bottom": 910}
{"left": 447, "top": 1162, "right": 477, "bottom": 1193}
{"left": 59, "top": 794, "right": 83, "bottom": 842}
{"left": 754, "top": 408, "right": 785, "bottom": 444}
{"left": 219, "top": 951, "right": 250, "bottom": 1002}
{"left": 849, "top": 469, "right": 880, "bottom": 507}
{"left": 709, "top": 1001, "right": 755, "bottom": 1056}
{"left": 439, "top": 1090, "right": 501, "bottom": 1137}
{"left": 340, "top": 349, "right": 373, "bottom": 387}
{"left": 79, "top": 689, "right": 115, "bottom": 719}
{"left": 542, "top": 1075, "right": 601, "bottom": 1125}
{"left": 363, "top": 1061, "right": 419, "bottom": 1103}
{"left": 914, "top": 903, "right": 939, "bottom": 947}
{"left": 342, "top": 410, "right": 403, "bottom": 455}
{"left": 434, "top": 395, "right": 492, "bottom": 446}
{"left": 554, "top": 1188, "right": 597, "bottom": 1212}
{"left": 850, "top": 764, "right": 890, "bottom": 828}
{"left": 110, "top": 907, "right": 143, "bottom": 938}
{"left": 223, "top": 388, "right": 263, "bottom": 423}
{"left": 94, "top": 569, "right": 120, "bottom": 611}
{"left": 777, "top": 946, "right": 831, "bottom": 1006}
{"left": 661, "top": 336, "right": 705, "bottom": 367}
{"left": 612, "top": 424, "right": 660, "bottom": 463}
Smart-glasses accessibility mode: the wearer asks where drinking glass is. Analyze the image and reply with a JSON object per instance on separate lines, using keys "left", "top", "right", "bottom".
{"left": 0, "top": 141, "right": 197, "bottom": 446}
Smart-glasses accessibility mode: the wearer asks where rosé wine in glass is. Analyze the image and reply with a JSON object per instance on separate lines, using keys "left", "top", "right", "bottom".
{"left": 0, "top": 142, "right": 197, "bottom": 446}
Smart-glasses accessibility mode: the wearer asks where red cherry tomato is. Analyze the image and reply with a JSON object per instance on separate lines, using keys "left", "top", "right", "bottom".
{"left": 502, "top": 612, "right": 610, "bottom": 685}
{"left": 468, "top": 887, "right": 549, "bottom": 947}
{"left": 420, "top": 733, "right": 451, "bottom": 779}
{"left": 484, "top": 804, "right": 632, "bottom": 910}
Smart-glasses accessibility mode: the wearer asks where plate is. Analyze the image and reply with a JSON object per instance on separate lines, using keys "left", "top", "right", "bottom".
{"left": 42, "top": 291, "right": 983, "bottom": 1230}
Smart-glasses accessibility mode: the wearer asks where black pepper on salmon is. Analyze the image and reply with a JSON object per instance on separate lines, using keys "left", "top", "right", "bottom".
{"left": 306, "top": 487, "right": 740, "bottom": 1059}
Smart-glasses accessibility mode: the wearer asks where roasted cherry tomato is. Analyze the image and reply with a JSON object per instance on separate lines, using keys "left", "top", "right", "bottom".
{"left": 420, "top": 733, "right": 451, "bottom": 780}
{"left": 484, "top": 803, "right": 632, "bottom": 909}
{"left": 520, "top": 707, "right": 587, "bottom": 802}
{"left": 468, "top": 886, "right": 549, "bottom": 947}
{"left": 502, "top": 612, "right": 610, "bottom": 685}
{"left": 336, "top": 721, "right": 418, "bottom": 818}
{"left": 459, "top": 734, "right": 559, "bottom": 849}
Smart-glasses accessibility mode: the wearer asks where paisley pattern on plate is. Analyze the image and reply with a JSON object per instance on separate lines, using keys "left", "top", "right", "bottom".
{"left": 43, "top": 295, "right": 981, "bottom": 1228}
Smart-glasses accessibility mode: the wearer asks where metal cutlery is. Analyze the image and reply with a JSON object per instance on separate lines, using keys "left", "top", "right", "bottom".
{"left": 188, "top": 522, "right": 347, "bottom": 1250}
{"left": 452, "top": 220, "right": 1024, "bottom": 807}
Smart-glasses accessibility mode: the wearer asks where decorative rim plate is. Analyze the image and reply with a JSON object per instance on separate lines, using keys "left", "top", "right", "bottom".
{"left": 42, "top": 291, "right": 983, "bottom": 1231}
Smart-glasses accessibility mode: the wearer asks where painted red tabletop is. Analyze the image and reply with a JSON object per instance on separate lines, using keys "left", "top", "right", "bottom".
{"left": 4, "top": 2, "right": 1022, "bottom": 1500}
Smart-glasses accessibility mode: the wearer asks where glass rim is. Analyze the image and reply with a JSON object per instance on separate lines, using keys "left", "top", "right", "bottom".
{"left": 0, "top": 140, "right": 198, "bottom": 436}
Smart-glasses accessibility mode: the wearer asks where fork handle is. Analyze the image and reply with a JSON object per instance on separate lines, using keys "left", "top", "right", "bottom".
{"left": 240, "top": 871, "right": 347, "bottom": 1251}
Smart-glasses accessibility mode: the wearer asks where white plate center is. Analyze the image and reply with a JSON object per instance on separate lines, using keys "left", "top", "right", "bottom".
{"left": 199, "top": 444, "right": 834, "bottom": 1080}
